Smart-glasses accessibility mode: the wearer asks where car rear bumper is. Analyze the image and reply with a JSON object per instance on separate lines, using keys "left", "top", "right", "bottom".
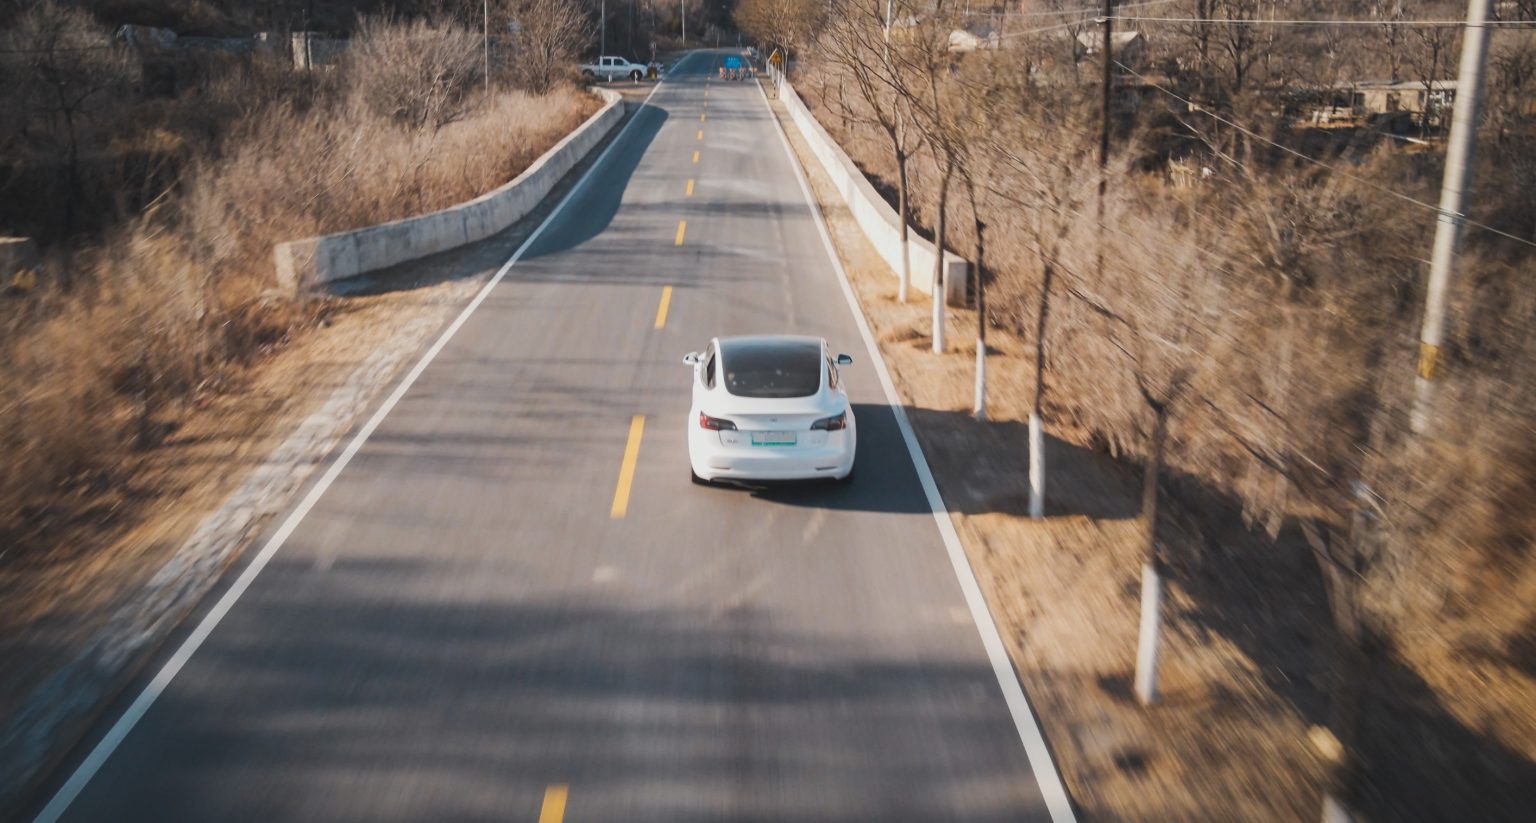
{"left": 690, "top": 434, "right": 855, "bottom": 482}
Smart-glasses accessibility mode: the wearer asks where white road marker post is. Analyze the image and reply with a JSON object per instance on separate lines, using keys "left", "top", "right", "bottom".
{"left": 974, "top": 344, "right": 987, "bottom": 421}
{"left": 931, "top": 273, "right": 946, "bottom": 353}
{"left": 1134, "top": 559, "right": 1163, "bottom": 704}
{"left": 1028, "top": 413, "right": 1045, "bottom": 519}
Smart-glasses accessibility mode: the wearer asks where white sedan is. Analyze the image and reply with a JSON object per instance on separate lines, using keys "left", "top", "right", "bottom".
{"left": 684, "top": 335, "right": 856, "bottom": 484}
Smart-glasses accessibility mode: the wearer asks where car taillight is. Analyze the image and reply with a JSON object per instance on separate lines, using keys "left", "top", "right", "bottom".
{"left": 699, "top": 412, "right": 737, "bottom": 431}
{"left": 811, "top": 411, "right": 847, "bottom": 431}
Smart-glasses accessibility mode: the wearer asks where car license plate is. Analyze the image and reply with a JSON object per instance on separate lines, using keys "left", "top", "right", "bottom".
{"left": 751, "top": 431, "right": 797, "bottom": 447}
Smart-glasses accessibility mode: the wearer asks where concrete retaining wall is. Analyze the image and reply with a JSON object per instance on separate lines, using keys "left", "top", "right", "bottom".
{"left": 275, "top": 88, "right": 625, "bottom": 291}
{"left": 772, "top": 73, "right": 967, "bottom": 306}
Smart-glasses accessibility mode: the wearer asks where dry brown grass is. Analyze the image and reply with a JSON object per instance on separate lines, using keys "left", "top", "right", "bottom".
{"left": 0, "top": 16, "right": 595, "bottom": 554}
{"left": 801, "top": 43, "right": 1536, "bottom": 821}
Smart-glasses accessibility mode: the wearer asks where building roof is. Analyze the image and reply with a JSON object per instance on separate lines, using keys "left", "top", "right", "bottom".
{"left": 1075, "top": 30, "right": 1144, "bottom": 51}
{"left": 1332, "top": 79, "right": 1460, "bottom": 92}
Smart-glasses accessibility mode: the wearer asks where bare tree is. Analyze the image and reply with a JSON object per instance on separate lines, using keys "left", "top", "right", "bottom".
{"left": 1, "top": 1, "right": 135, "bottom": 236}
{"left": 1215, "top": 0, "right": 1265, "bottom": 97}
{"left": 1060, "top": 196, "right": 1219, "bottom": 704}
{"left": 983, "top": 72, "right": 1098, "bottom": 519}
{"left": 948, "top": 55, "right": 1010, "bottom": 420}
{"left": 1373, "top": 0, "right": 1410, "bottom": 83}
{"left": 1192, "top": 164, "right": 1420, "bottom": 822}
{"left": 349, "top": 14, "right": 482, "bottom": 132}
{"left": 900, "top": 1, "right": 966, "bottom": 351}
{"left": 1406, "top": 22, "right": 1456, "bottom": 136}
{"left": 734, "top": 0, "right": 825, "bottom": 73}
{"left": 507, "top": 0, "right": 589, "bottom": 93}
{"left": 1170, "top": 0, "right": 1220, "bottom": 95}
{"left": 1485, "top": 34, "right": 1536, "bottom": 144}
{"left": 821, "top": 0, "right": 921, "bottom": 302}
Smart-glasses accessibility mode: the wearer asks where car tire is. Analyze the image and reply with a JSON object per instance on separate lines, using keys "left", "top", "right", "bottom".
{"left": 630, "top": 70, "right": 642, "bottom": 81}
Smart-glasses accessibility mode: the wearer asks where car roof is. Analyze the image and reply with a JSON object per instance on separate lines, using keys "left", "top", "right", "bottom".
{"left": 716, "top": 335, "right": 824, "bottom": 355}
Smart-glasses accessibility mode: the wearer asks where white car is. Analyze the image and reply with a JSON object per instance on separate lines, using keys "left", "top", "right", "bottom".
{"left": 579, "top": 55, "right": 651, "bottom": 82}
{"left": 684, "top": 335, "right": 857, "bottom": 484}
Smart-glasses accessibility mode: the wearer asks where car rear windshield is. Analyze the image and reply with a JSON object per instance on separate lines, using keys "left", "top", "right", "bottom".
{"left": 721, "top": 339, "right": 822, "bottom": 398}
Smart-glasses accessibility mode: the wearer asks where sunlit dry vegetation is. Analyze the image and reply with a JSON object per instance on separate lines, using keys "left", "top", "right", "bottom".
{"left": 743, "top": 0, "right": 1536, "bottom": 819}
{"left": 0, "top": 1, "right": 594, "bottom": 550}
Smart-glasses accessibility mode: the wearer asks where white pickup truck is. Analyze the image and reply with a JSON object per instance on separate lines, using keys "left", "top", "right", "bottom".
{"left": 580, "top": 56, "right": 652, "bottom": 82}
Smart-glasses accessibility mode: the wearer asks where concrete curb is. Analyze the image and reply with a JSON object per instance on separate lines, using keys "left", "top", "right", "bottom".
{"left": 770, "top": 73, "right": 967, "bottom": 306}
{"left": 274, "top": 88, "right": 625, "bottom": 291}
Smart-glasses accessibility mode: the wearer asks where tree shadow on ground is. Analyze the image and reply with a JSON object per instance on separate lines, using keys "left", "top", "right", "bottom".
{"left": 798, "top": 397, "right": 1536, "bottom": 820}
{"left": 709, "top": 404, "right": 1137, "bottom": 519}
{"left": 32, "top": 554, "right": 1043, "bottom": 822}
{"left": 1133, "top": 460, "right": 1536, "bottom": 821}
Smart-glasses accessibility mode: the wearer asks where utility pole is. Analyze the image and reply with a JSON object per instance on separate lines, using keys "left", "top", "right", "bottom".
{"left": 1096, "top": 0, "right": 1115, "bottom": 283}
{"left": 601, "top": 0, "right": 606, "bottom": 57}
{"left": 483, "top": 0, "right": 491, "bottom": 95}
{"left": 1099, "top": 0, "right": 1114, "bottom": 172}
{"left": 1411, "top": 0, "right": 1492, "bottom": 434}
{"left": 682, "top": 0, "right": 686, "bottom": 47}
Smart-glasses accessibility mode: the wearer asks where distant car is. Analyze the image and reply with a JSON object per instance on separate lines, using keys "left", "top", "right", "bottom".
{"left": 580, "top": 55, "right": 650, "bottom": 82}
{"left": 684, "top": 336, "right": 856, "bottom": 484}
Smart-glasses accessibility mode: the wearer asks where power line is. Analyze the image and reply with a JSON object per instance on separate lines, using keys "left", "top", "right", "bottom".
{"left": 1112, "top": 59, "right": 1536, "bottom": 251}
{"left": 961, "top": 0, "right": 1179, "bottom": 19}
{"left": 995, "top": 18, "right": 1099, "bottom": 39}
{"left": 1107, "top": 14, "right": 1534, "bottom": 27}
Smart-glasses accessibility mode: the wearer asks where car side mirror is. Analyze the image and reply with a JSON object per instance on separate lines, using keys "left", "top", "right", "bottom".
{"left": 836, "top": 354, "right": 854, "bottom": 365}
{"left": 683, "top": 352, "right": 701, "bottom": 366}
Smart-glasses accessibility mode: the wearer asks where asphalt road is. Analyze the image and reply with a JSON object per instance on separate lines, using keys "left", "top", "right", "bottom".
{"left": 35, "top": 52, "right": 1066, "bottom": 823}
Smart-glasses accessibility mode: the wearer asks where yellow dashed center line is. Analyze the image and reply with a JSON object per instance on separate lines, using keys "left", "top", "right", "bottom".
{"left": 697, "top": 129, "right": 704, "bottom": 141}
{"left": 700, "top": 112, "right": 706, "bottom": 123}
{"left": 675, "top": 220, "right": 687, "bottom": 246}
{"left": 539, "top": 785, "right": 568, "bottom": 823}
{"left": 692, "top": 150, "right": 700, "bottom": 164}
{"left": 685, "top": 179, "right": 695, "bottom": 197}
{"left": 609, "top": 417, "right": 645, "bottom": 519}
{"left": 654, "top": 285, "right": 673, "bottom": 329}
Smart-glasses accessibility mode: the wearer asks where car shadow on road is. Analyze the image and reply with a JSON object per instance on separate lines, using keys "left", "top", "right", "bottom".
{"left": 713, "top": 404, "right": 1138, "bottom": 519}
{"left": 519, "top": 102, "right": 670, "bottom": 260}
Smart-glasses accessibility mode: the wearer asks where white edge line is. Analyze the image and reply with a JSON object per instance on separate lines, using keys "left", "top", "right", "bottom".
{"left": 754, "top": 76, "right": 1080, "bottom": 823}
{"left": 31, "top": 58, "right": 690, "bottom": 823}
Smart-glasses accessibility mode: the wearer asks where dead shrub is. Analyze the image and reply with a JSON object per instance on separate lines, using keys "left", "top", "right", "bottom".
{"left": 347, "top": 14, "right": 481, "bottom": 132}
{"left": 0, "top": 12, "right": 595, "bottom": 551}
